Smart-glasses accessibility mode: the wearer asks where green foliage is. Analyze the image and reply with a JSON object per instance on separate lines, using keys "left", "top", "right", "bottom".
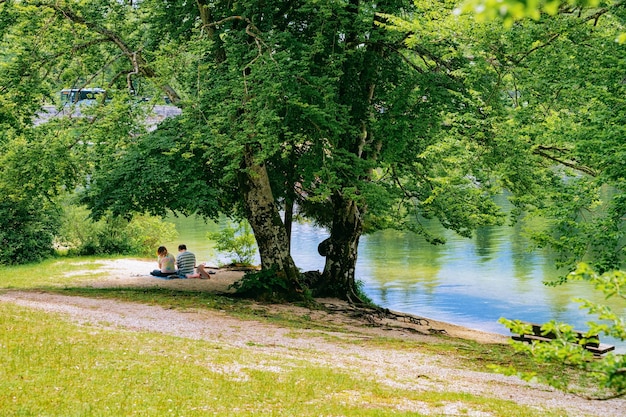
{"left": 79, "top": 116, "right": 224, "bottom": 221}
{"left": 0, "top": 199, "right": 60, "bottom": 265}
{"left": 0, "top": 125, "right": 80, "bottom": 265}
{"left": 208, "top": 221, "right": 257, "bottom": 266}
{"left": 56, "top": 204, "right": 177, "bottom": 257}
{"left": 458, "top": 2, "right": 626, "bottom": 274}
{"left": 125, "top": 215, "right": 179, "bottom": 257}
{"left": 354, "top": 279, "right": 375, "bottom": 307}
{"left": 229, "top": 267, "right": 289, "bottom": 301}
{"left": 460, "top": 0, "right": 626, "bottom": 399}
{"left": 0, "top": 2, "right": 145, "bottom": 264}
{"left": 457, "top": 0, "right": 604, "bottom": 26}
{"left": 499, "top": 263, "right": 626, "bottom": 397}
{"left": 569, "top": 264, "right": 626, "bottom": 343}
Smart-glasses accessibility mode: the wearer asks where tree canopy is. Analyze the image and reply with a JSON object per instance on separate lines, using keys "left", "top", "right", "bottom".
{"left": 0, "top": 0, "right": 510, "bottom": 295}
{"left": 454, "top": 0, "right": 626, "bottom": 396}
{"left": 1, "top": 0, "right": 625, "bottom": 296}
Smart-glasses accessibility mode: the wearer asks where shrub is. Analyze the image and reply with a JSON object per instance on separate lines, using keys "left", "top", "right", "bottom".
{"left": 0, "top": 199, "right": 60, "bottom": 265}
{"left": 229, "top": 267, "right": 294, "bottom": 301}
{"left": 56, "top": 204, "right": 177, "bottom": 256}
{"left": 126, "top": 214, "right": 179, "bottom": 256}
{"left": 208, "top": 221, "right": 257, "bottom": 265}
{"left": 499, "top": 263, "right": 626, "bottom": 398}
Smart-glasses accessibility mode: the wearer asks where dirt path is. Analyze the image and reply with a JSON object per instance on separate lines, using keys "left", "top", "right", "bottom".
{"left": 1, "top": 259, "right": 625, "bottom": 416}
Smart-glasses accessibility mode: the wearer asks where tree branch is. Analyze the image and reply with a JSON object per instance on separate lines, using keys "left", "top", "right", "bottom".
{"left": 510, "top": 1, "right": 626, "bottom": 65}
{"left": 28, "top": 0, "right": 181, "bottom": 104}
{"left": 533, "top": 145, "right": 597, "bottom": 176}
{"left": 511, "top": 33, "right": 560, "bottom": 65}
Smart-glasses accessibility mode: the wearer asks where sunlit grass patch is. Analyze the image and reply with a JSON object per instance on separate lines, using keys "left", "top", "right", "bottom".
{"left": 37, "top": 286, "right": 588, "bottom": 392}
{"left": 0, "top": 302, "right": 347, "bottom": 416}
{"left": 0, "top": 257, "right": 605, "bottom": 412}
{"left": 2, "top": 266, "right": 591, "bottom": 399}
{"left": 0, "top": 255, "right": 158, "bottom": 290}
{"left": 0, "top": 302, "right": 550, "bottom": 416}
{"left": 0, "top": 256, "right": 116, "bottom": 289}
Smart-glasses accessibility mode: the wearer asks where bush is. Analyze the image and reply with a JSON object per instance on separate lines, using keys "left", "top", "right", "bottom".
{"left": 56, "top": 204, "right": 177, "bottom": 257}
{"left": 208, "top": 221, "right": 257, "bottom": 265}
{"left": 0, "top": 199, "right": 60, "bottom": 265}
{"left": 229, "top": 267, "right": 290, "bottom": 301}
{"left": 126, "top": 214, "right": 179, "bottom": 256}
{"left": 499, "top": 263, "right": 626, "bottom": 398}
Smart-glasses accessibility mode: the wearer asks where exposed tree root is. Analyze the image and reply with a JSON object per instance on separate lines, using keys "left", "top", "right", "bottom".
{"left": 320, "top": 299, "right": 448, "bottom": 337}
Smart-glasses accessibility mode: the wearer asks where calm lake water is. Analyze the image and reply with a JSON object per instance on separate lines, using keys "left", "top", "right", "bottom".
{"left": 164, "top": 214, "right": 625, "bottom": 353}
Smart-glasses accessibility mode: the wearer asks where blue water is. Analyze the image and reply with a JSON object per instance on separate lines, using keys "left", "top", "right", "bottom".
{"left": 166, "top": 215, "right": 625, "bottom": 353}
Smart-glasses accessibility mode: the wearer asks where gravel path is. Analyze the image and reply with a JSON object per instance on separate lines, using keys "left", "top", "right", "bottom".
{"left": 1, "top": 259, "right": 625, "bottom": 416}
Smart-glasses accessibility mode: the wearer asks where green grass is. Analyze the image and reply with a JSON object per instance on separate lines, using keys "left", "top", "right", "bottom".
{"left": 0, "top": 256, "right": 593, "bottom": 415}
{"left": 0, "top": 257, "right": 589, "bottom": 377}
{"left": 0, "top": 302, "right": 555, "bottom": 417}
{"left": 0, "top": 256, "right": 121, "bottom": 289}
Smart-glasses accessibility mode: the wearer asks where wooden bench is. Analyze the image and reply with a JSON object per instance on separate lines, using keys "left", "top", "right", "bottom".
{"left": 510, "top": 322, "right": 615, "bottom": 356}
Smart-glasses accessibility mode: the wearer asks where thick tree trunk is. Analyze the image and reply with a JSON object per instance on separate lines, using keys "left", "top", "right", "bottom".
{"left": 317, "top": 192, "right": 364, "bottom": 300}
{"left": 239, "top": 145, "right": 301, "bottom": 291}
{"left": 283, "top": 197, "right": 294, "bottom": 252}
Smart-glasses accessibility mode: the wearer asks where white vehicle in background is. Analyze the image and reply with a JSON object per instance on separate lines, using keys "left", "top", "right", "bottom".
{"left": 36, "top": 88, "right": 180, "bottom": 128}
{"left": 60, "top": 87, "right": 107, "bottom": 105}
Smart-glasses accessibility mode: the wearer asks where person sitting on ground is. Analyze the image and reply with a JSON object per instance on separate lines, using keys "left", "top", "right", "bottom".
{"left": 171, "top": 244, "right": 196, "bottom": 279}
{"left": 150, "top": 246, "right": 176, "bottom": 277}
{"left": 196, "top": 263, "right": 215, "bottom": 279}
{"left": 185, "top": 263, "right": 216, "bottom": 279}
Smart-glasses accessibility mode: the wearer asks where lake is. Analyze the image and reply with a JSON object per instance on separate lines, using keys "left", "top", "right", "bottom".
{"left": 163, "top": 213, "right": 625, "bottom": 353}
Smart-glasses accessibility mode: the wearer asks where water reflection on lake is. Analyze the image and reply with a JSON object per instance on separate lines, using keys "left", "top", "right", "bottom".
{"left": 164, "top": 214, "right": 625, "bottom": 352}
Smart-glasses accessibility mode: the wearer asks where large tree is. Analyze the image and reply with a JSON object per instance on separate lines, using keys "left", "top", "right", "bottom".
{"left": 315, "top": 1, "right": 507, "bottom": 298}
{"left": 146, "top": 0, "right": 506, "bottom": 298}
{"left": 1, "top": 0, "right": 511, "bottom": 297}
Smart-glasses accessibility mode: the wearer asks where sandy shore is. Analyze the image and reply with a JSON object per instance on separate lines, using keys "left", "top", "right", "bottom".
{"left": 66, "top": 258, "right": 507, "bottom": 345}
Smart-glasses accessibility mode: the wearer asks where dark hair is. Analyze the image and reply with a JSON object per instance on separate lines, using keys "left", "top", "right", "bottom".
{"left": 178, "top": 244, "right": 187, "bottom": 251}
{"left": 157, "top": 246, "right": 167, "bottom": 255}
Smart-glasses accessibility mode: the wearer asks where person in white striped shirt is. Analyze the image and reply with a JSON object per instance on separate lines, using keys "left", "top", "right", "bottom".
{"left": 173, "top": 244, "right": 196, "bottom": 279}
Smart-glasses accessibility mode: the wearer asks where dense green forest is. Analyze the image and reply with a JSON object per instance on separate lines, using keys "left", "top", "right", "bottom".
{"left": 1, "top": 0, "right": 625, "bottom": 394}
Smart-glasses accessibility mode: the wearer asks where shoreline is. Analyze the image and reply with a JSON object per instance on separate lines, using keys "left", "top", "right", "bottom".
{"left": 74, "top": 258, "right": 509, "bottom": 345}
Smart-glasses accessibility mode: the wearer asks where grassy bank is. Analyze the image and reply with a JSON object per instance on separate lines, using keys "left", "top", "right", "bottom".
{"left": 0, "top": 256, "right": 118, "bottom": 289}
{"left": 1, "top": 301, "right": 551, "bottom": 417}
{"left": 0, "top": 257, "right": 610, "bottom": 416}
